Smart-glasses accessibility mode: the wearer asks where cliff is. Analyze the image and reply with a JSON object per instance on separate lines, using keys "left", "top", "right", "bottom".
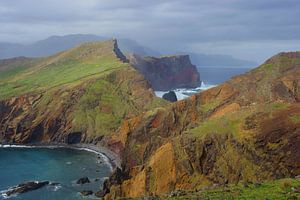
{"left": 0, "top": 39, "right": 167, "bottom": 144}
{"left": 128, "top": 54, "right": 201, "bottom": 91}
{"left": 1, "top": 40, "right": 299, "bottom": 199}
{"left": 102, "top": 52, "right": 300, "bottom": 199}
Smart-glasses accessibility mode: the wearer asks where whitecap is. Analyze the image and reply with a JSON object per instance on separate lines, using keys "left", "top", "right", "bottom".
{"left": 155, "top": 81, "right": 217, "bottom": 101}
{"left": 52, "top": 185, "right": 61, "bottom": 192}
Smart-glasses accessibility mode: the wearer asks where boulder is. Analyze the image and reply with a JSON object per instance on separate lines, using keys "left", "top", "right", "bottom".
{"left": 80, "top": 190, "right": 93, "bottom": 196}
{"left": 76, "top": 177, "right": 90, "bottom": 184}
{"left": 4, "top": 181, "right": 49, "bottom": 197}
{"left": 162, "top": 91, "right": 178, "bottom": 102}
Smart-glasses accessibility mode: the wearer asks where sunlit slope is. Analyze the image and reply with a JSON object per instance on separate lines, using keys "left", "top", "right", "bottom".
{"left": 0, "top": 39, "right": 167, "bottom": 143}
{"left": 0, "top": 39, "right": 128, "bottom": 100}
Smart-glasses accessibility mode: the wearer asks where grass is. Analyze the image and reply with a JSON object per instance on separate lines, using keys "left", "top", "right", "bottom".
{"left": 71, "top": 77, "right": 134, "bottom": 136}
{"left": 0, "top": 40, "right": 167, "bottom": 141}
{"left": 188, "top": 111, "right": 244, "bottom": 139}
{"left": 166, "top": 178, "right": 300, "bottom": 200}
{"left": 0, "top": 40, "right": 128, "bottom": 100}
{"left": 201, "top": 99, "right": 222, "bottom": 113}
{"left": 189, "top": 101, "right": 293, "bottom": 140}
{"left": 289, "top": 114, "right": 300, "bottom": 124}
{"left": 271, "top": 102, "right": 289, "bottom": 110}
{"left": 70, "top": 68, "right": 167, "bottom": 137}
{"left": 0, "top": 58, "right": 41, "bottom": 80}
{"left": 0, "top": 58, "right": 128, "bottom": 99}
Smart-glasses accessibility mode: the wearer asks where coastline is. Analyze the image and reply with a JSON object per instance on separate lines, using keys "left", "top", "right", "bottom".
{"left": 0, "top": 143, "right": 121, "bottom": 171}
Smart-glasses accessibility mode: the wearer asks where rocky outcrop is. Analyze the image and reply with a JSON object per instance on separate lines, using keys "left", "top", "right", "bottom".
{"left": 3, "top": 181, "right": 51, "bottom": 197}
{"left": 102, "top": 52, "right": 300, "bottom": 199}
{"left": 76, "top": 177, "right": 90, "bottom": 185}
{"left": 128, "top": 54, "right": 200, "bottom": 91}
{"left": 80, "top": 190, "right": 93, "bottom": 196}
{"left": 162, "top": 91, "right": 178, "bottom": 102}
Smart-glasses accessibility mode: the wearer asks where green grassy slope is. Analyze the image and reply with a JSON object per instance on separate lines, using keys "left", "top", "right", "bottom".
{"left": 0, "top": 39, "right": 168, "bottom": 143}
{"left": 165, "top": 178, "right": 300, "bottom": 200}
{"left": 0, "top": 40, "right": 129, "bottom": 100}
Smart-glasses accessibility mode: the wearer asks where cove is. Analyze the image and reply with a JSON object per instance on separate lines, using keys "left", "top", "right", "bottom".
{"left": 0, "top": 146, "right": 112, "bottom": 199}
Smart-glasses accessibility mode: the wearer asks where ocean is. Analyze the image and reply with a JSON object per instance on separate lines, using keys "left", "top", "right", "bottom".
{"left": 0, "top": 146, "right": 112, "bottom": 200}
{"left": 155, "top": 67, "right": 252, "bottom": 100}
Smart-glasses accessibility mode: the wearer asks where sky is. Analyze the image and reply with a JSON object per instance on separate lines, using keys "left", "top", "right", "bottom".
{"left": 0, "top": 0, "right": 299, "bottom": 63}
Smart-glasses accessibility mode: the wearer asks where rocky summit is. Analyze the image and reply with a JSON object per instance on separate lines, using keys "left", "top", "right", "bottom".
{"left": 0, "top": 40, "right": 299, "bottom": 200}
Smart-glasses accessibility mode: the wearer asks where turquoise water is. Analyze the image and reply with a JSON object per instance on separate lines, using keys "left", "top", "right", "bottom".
{"left": 0, "top": 147, "right": 112, "bottom": 199}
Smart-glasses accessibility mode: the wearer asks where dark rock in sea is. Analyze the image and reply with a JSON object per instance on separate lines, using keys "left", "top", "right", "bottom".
{"left": 76, "top": 177, "right": 90, "bottom": 184}
{"left": 95, "top": 190, "right": 105, "bottom": 198}
{"left": 94, "top": 178, "right": 100, "bottom": 182}
{"left": 162, "top": 91, "right": 178, "bottom": 102}
{"left": 80, "top": 190, "right": 93, "bottom": 196}
{"left": 4, "top": 181, "right": 49, "bottom": 197}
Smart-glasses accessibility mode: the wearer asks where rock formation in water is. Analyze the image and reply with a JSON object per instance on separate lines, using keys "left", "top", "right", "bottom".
{"left": 3, "top": 181, "right": 52, "bottom": 197}
{"left": 162, "top": 91, "right": 178, "bottom": 102}
{"left": 128, "top": 54, "right": 201, "bottom": 91}
{"left": 76, "top": 177, "right": 91, "bottom": 185}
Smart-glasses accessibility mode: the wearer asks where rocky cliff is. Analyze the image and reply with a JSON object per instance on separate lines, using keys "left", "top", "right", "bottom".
{"left": 102, "top": 52, "right": 300, "bottom": 199}
{"left": 1, "top": 41, "right": 299, "bottom": 199}
{"left": 128, "top": 54, "right": 201, "bottom": 91}
{"left": 0, "top": 40, "right": 167, "bottom": 144}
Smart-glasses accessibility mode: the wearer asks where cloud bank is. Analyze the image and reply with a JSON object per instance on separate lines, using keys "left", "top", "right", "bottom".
{"left": 0, "top": 0, "right": 299, "bottom": 62}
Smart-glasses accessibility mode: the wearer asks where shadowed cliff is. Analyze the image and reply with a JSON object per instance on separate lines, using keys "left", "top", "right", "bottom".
{"left": 128, "top": 54, "right": 201, "bottom": 91}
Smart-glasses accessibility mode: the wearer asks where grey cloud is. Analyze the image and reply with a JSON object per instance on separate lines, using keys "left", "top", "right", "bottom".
{"left": 0, "top": 0, "right": 299, "bottom": 62}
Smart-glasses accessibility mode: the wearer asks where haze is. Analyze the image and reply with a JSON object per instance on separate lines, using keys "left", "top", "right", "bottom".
{"left": 0, "top": 0, "right": 299, "bottom": 63}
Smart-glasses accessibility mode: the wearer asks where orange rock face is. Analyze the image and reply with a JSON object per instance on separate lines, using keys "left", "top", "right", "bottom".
{"left": 103, "top": 52, "right": 300, "bottom": 199}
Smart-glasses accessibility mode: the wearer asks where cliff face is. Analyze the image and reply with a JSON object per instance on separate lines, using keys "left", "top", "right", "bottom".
{"left": 1, "top": 41, "right": 300, "bottom": 199}
{"left": 0, "top": 40, "right": 167, "bottom": 144}
{"left": 103, "top": 52, "right": 300, "bottom": 199}
{"left": 128, "top": 54, "right": 201, "bottom": 91}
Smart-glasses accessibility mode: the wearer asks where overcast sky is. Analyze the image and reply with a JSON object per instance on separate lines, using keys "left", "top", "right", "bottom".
{"left": 0, "top": 0, "right": 299, "bottom": 62}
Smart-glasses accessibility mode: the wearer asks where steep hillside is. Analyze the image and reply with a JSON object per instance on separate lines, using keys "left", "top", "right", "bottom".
{"left": 128, "top": 54, "right": 201, "bottom": 90}
{"left": 0, "top": 40, "right": 167, "bottom": 143}
{"left": 102, "top": 52, "right": 300, "bottom": 199}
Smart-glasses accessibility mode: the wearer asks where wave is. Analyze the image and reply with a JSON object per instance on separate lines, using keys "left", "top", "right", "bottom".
{"left": 155, "top": 81, "right": 217, "bottom": 100}
{"left": 0, "top": 144, "right": 114, "bottom": 171}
